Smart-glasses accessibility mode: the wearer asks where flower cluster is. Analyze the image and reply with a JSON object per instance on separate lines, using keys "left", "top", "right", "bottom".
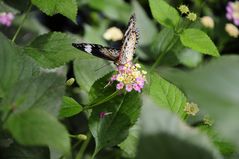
{"left": 111, "top": 63, "right": 147, "bottom": 93}
{"left": 184, "top": 102, "right": 199, "bottom": 116}
{"left": 0, "top": 12, "right": 14, "bottom": 27}
{"left": 178, "top": 5, "right": 197, "bottom": 21}
{"left": 226, "top": 1, "right": 239, "bottom": 26}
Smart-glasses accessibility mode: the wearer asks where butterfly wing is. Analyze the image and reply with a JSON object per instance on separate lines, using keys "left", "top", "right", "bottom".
{"left": 117, "top": 13, "right": 140, "bottom": 65}
{"left": 72, "top": 43, "right": 120, "bottom": 61}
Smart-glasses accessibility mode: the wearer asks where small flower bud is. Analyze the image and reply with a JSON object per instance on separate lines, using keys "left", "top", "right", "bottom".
{"left": 178, "top": 5, "right": 189, "bottom": 14}
{"left": 66, "top": 78, "right": 75, "bottom": 86}
{"left": 187, "top": 12, "right": 197, "bottom": 21}
{"left": 77, "top": 134, "right": 87, "bottom": 141}
{"left": 184, "top": 102, "right": 199, "bottom": 116}
{"left": 225, "top": 23, "right": 239, "bottom": 38}
{"left": 201, "top": 16, "right": 214, "bottom": 28}
{"left": 103, "top": 27, "right": 123, "bottom": 41}
{"left": 203, "top": 115, "right": 214, "bottom": 126}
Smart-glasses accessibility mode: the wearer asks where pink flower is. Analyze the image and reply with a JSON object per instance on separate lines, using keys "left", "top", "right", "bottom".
{"left": 111, "top": 75, "right": 117, "bottom": 81}
{"left": 116, "top": 82, "right": 124, "bottom": 90}
{"left": 125, "top": 84, "right": 133, "bottom": 92}
{"left": 226, "top": 1, "right": 239, "bottom": 26}
{"left": 133, "top": 84, "right": 141, "bottom": 92}
{"left": 0, "top": 12, "right": 14, "bottom": 27}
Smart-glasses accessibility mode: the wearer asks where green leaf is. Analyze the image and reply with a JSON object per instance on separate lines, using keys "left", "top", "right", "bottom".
{"left": 59, "top": 96, "right": 83, "bottom": 118}
{"left": 24, "top": 32, "right": 88, "bottom": 68}
{"left": 151, "top": 28, "right": 176, "bottom": 59}
{"left": 148, "top": 72, "right": 187, "bottom": 118}
{"left": 0, "top": 142, "right": 50, "bottom": 159}
{"left": 159, "top": 55, "right": 239, "bottom": 150}
{"left": 88, "top": 0, "right": 131, "bottom": 23}
{"left": 5, "top": 109, "right": 70, "bottom": 155}
{"left": 133, "top": 0, "right": 157, "bottom": 46}
{"left": 119, "top": 123, "right": 140, "bottom": 158}
{"left": 89, "top": 92, "right": 141, "bottom": 155}
{"left": 180, "top": 29, "right": 219, "bottom": 57}
{"left": 1, "top": 73, "right": 65, "bottom": 117}
{"left": 136, "top": 97, "right": 223, "bottom": 159}
{"left": 88, "top": 73, "right": 115, "bottom": 104}
{"left": 149, "top": 0, "right": 180, "bottom": 28}
{"left": 0, "top": 33, "right": 38, "bottom": 97}
{"left": 74, "top": 58, "right": 114, "bottom": 92}
{"left": 31, "top": 0, "right": 77, "bottom": 22}
{"left": 176, "top": 48, "right": 202, "bottom": 68}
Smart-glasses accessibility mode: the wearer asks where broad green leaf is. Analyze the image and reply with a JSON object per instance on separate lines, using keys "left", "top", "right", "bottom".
{"left": 24, "top": 32, "right": 87, "bottom": 68}
{"left": 149, "top": 0, "right": 180, "bottom": 28}
{"left": 133, "top": 1, "right": 157, "bottom": 46}
{"left": 136, "top": 97, "right": 223, "bottom": 159}
{"left": 59, "top": 96, "right": 83, "bottom": 118}
{"left": 88, "top": 73, "right": 115, "bottom": 104}
{"left": 159, "top": 55, "right": 239, "bottom": 150}
{"left": 199, "top": 125, "right": 236, "bottom": 157}
{"left": 119, "top": 122, "right": 140, "bottom": 158}
{"left": 148, "top": 72, "right": 187, "bottom": 118}
{"left": 31, "top": 0, "right": 77, "bottom": 22}
{"left": 0, "top": 142, "right": 50, "bottom": 159}
{"left": 89, "top": 92, "right": 141, "bottom": 155}
{"left": 88, "top": 0, "right": 131, "bottom": 23}
{"left": 74, "top": 58, "right": 114, "bottom": 92}
{"left": 5, "top": 109, "right": 70, "bottom": 155}
{"left": 180, "top": 29, "right": 219, "bottom": 57}
{"left": 1, "top": 73, "right": 65, "bottom": 117}
{"left": 0, "top": 33, "right": 38, "bottom": 97}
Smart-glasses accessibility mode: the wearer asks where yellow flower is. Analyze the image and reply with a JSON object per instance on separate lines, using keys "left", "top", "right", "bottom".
{"left": 187, "top": 12, "right": 197, "bottom": 21}
{"left": 225, "top": 23, "right": 239, "bottom": 38}
{"left": 184, "top": 102, "right": 199, "bottom": 116}
{"left": 135, "top": 63, "right": 141, "bottom": 68}
{"left": 103, "top": 27, "right": 123, "bottom": 41}
{"left": 117, "top": 75, "right": 124, "bottom": 82}
{"left": 178, "top": 5, "right": 189, "bottom": 14}
{"left": 201, "top": 16, "right": 214, "bottom": 28}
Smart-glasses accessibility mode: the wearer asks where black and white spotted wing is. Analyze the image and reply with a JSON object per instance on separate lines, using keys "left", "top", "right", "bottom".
{"left": 72, "top": 13, "right": 140, "bottom": 65}
{"left": 72, "top": 43, "right": 120, "bottom": 61}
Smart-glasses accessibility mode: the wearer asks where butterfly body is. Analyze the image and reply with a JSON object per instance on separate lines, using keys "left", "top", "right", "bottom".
{"left": 72, "top": 14, "right": 139, "bottom": 65}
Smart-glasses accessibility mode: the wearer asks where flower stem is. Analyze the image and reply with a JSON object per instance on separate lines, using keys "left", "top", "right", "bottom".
{"left": 83, "top": 90, "right": 120, "bottom": 110}
{"left": 11, "top": 3, "right": 32, "bottom": 43}
{"left": 75, "top": 132, "right": 92, "bottom": 159}
{"left": 150, "top": 35, "right": 179, "bottom": 72}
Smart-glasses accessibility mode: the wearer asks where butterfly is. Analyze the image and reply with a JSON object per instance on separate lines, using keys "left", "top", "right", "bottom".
{"left": 72, "top": 13, "right": 139, "bottom": 65}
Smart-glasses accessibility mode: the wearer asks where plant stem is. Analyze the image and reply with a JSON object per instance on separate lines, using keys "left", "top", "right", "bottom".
{"left": 11, "top": 3, "right": 32, "bottom": 43}
{"left": 83, "top": 90, "right": 120, "bottom": 110}
{"left": 75, "top": 132, "right": 92, "bottom": 159}
{"left": 150, "top": 36, "right": 179, "bottom": 72}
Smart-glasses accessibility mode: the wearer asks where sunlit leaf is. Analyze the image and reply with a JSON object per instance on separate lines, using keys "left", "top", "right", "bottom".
{"left": 148, "top": 72, "right": 187, "bottom": 118}
{"left": 180, "top": 29, "right": 219, "bottom": 57}
{"left": 149, "top": 0, "right": 180, "bottom": 28}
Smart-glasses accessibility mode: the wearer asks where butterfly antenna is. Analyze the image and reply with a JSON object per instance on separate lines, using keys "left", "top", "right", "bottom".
{"left": 94, "top": 62, "right": 111, "bottom": 72}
